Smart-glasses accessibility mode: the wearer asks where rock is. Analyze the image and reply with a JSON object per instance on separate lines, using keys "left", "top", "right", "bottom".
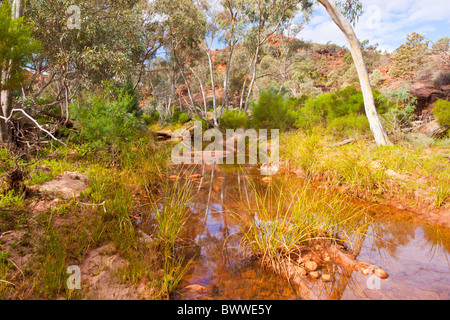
{"left": 36, "top": 171, "right": 88, "bottom": 199}
{"left": 182, "top": 284, "right": 209, "bottom": 295}
{"left": 168, "top": 175, "right": 179, "bottom": 180}
{"left": 261, "top": 177, "right": 272, "bottom": 183}
{"left": 361, "top": 268, "right": 371, "bottom": 276}
{"left": 374, "top": 268, "right": 389, "bottom": 279}
{"left": 321, "top": 274, "right": 333, "bottom": 282}
{"left": 309, "top": 271, "right": 320, "bottom": 279}
{"left": 260, "top": 163, "right": 279, "bottom": 176}
{"left": 305, "top": 261, "right": 318, "bottom": 271}
{"left": 294, "top": 266, "right": 307, "bottom": 276}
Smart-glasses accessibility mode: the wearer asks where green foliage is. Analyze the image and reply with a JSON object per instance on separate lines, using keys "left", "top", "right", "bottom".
{"left": 251, "top": 90, "right": 298, "bottom": 131}
{"left": 326, "top": 114, "right": 370, "bottom": 137}
{"left": 120, "top": 79, "right": 142, "bottom": 117}
{"left": 389, "top": 32, "right": 430, "bottom": 79}
{"left": 294, "top": 85, "right": 386, "bottom": 134}
{"left": 381, "top": 85, "right": 417, "bottom": 138}
{"left": 143, "top": 112, "right": 160, "bottom": 126}
{"left": 171, "top": 111, "right": 190, "bottom": 124}
{"left": 178, "top": 112, "right": 190, "bottom": 124}
{"left": 26, "top": 0, "right": 146, "bottom": 87}
{"left": 432, "top": 99, "right": 450, "bottom": 127}
{"left": 220, "top": 110, "right": 249, "bottom": 129}
{"left": 71, "top": 87, "right": 143, "bottom": 149}
{"left": 0, "top": 3, "right": 40, "bottom": 91}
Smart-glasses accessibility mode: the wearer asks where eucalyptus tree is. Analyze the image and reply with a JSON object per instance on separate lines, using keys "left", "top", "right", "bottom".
{"left": 317, "top": 0, "right": 391, "bottom": 146}
{"left": 0, "top": 0, "right": 39, "bottom": 144}
{"left": 21, "top": 0, "right": 150, "bottom": 129}
{"left": 217, "top": 0, "right": 248, "bottom": 114}
{"left": 239, "top": 0, "right": 308, "bottom": 112}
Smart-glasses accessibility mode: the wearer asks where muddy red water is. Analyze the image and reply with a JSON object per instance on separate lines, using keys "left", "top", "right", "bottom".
{"left": 145, "top": 163, "right": 450, "bottom": 300}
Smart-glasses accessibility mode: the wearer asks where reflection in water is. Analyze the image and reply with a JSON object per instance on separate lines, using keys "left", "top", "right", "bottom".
{"left": 143, "top": 163, "right": 450, "bottom": 300}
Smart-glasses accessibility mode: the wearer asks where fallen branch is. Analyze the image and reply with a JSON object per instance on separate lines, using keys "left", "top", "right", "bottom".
{"left": 330, "top": 134, "right": 373, "bottom": 147}
{"left": 0, "top": 108, "right": 67, "bottom": 146}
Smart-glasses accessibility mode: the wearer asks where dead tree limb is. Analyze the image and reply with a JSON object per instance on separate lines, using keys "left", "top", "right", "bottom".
{"left": 0, "top": 108, "right": 67, "bottom": 146}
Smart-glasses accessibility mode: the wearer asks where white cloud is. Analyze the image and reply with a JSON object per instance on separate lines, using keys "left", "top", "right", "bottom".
{"left": 297, "top": 0, "right": 450, "bottom": 53}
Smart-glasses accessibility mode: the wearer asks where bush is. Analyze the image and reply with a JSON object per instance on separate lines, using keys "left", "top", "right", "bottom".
{"left": 178, "top": 112, "right": 190, "bottom": 124}
{"left": 71, "top": 88, "right": 143, "bottom": 149}
{"left": 433, "top": 72, "right": 450, "bottom": 88}
{"left": 143, "top": 112, "right": 159, "bottom": 126}
{"left": 171, "top": 111, "right": 190, "bottom": 124}
{"left": 432, "top": 99, "right": 450, "bottom": 127}
{"left": 219, "top": 110, "right": 249, "bottom": 129}
{"left": 251, "top": 90, "right": 297, "bottom": 131}
{"left": 381, "top": 85, "right": 417, "bottom": 139}
{"left": 294, "top": 85, "right": 387, "bottom": 133}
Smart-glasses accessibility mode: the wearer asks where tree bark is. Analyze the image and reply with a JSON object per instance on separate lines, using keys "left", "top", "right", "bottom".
{"left": 244, "top": 45, "right": 260, "bottom": 113}
{"left": 317, "top": 0, "right": 392, "bottom": 146}
{"left": 221, "top": 42, "right": 235, "bottom": 116}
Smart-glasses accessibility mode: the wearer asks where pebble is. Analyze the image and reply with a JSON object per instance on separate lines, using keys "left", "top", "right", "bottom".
{"left": 375, "top": 268, "right": 389, "bottom": 279}
{"left": 188, "top": 174, "right": 202, "bottom": 180}
{"left": 261, "top": 177, "right": 272, "bottom": 183}
{"left": 361, "top": 268, "right": 371, "bottom": 276}
{"left": 321, "top": 274, "right": 333, "bottom": 282}
{"left": 305, "top": 261, "right": 318, "bottom": 271}
{"left": 168, "top": 175, "right": 179, "bottom": 180}
{"left": 309, "top": 271, "right": 320, "bottom": 279}
{"left": 294, "top": 266, "right": 307, "bottom": 276}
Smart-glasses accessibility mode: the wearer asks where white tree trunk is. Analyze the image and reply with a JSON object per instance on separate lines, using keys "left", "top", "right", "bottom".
{"left": 318, "top": 0, "right": 392, "bottom": 146}
{"left": 221, "top": 42, "right": 235, "bottom": 116}
{"left": 244, "top": 45, "right": 260, "bottom": 113}
{"left": 206, "top": 49, "right": 218, "bottom": 126}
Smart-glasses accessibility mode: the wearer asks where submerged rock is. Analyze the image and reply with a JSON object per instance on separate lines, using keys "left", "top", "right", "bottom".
{"left": 374, "top": 268, "right": 389, "bottom": 279}
{"left": 305, "top": 261, "right": 318, "bottom": 271}
{"left": 321, "top": 274, "right": 333, "bottom": 282}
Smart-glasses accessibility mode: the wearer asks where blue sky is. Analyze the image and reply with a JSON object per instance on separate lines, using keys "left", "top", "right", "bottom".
{"left": 297, "top": 0, "right": 450, "bottom": 53}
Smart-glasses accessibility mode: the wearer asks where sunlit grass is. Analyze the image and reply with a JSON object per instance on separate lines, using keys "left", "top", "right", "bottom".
{"left": 231, "top": 176, "right": 371, "bottom": 273}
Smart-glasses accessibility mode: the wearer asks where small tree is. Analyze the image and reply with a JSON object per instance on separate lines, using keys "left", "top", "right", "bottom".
{"left": 389, "top": 32, "right": 430, "bottom": 79}
{"left": 0, "top": 1, "right": 39, "bottom": 144}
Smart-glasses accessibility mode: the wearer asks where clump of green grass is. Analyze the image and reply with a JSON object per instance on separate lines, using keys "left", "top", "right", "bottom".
{"left": 147, "top": 176, "right": 195, "bottom": 297}
{"left": 232, "top": 177, "right": 370, "bottom": 273}
{"left": 434, "top": 176, "right": 449, "bottom": 208}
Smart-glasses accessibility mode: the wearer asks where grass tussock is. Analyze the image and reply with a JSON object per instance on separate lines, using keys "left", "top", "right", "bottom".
{"left": 232, "top": 177, "right": 370, "bottom": 274}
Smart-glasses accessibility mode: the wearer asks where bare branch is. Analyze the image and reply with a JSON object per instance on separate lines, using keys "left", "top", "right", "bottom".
{"left": 0, "top": 108, "right": 67, "bottom": 146}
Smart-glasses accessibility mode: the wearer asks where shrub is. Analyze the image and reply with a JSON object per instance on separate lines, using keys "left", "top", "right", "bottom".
{"left": 71, "top": 87, "right": 143, "bottom": 149}
{"left": 251, "top": 90, "right": 297, "bottom": 131}
{"left": 178, "top": 112, "right": 190, "bottom": 124}
{"left": 294, "top": 85, "right": 387, "bottom": 134}
{"left": 219, "top": 110, "right": 249, "bottom": 129}
{"left": 143, "top": 112, "right": 159, "bottom": 126}
{"left": 172, "top": 111, "right": 182, "bottom": 123}
{"left": 433, "top": 72, "right": 450, "bottom": 88}
{"left": 432, "top": 99, "right": 450, "bottom": 127}
{"left": 381, "top": 85, "right": 417, "bottom": 139}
